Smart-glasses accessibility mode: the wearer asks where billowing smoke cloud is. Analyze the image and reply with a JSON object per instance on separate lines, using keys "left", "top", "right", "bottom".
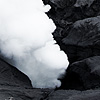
{"left": 0, "top": 0, "right": 69, "bottom": 88}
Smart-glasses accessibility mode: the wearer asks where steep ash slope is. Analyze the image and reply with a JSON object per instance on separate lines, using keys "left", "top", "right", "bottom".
{"left": 0, "top": 58, "right": 32, "bottom": 88}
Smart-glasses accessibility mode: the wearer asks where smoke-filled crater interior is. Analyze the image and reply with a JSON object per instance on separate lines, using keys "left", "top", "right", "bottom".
{"left": 0, "top": 0, "right": 69, "bottom": 88}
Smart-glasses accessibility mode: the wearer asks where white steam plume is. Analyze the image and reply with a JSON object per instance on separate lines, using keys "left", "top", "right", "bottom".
{"left": 0, "top": 0, "right": 69, "bottom": 88}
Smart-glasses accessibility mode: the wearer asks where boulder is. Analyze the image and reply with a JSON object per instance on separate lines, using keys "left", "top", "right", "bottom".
{"left": 60, "top": 56, "right": 100, "bottom": 90}
{"left": 62, "top": 16, "right": 100, "bottom": 63}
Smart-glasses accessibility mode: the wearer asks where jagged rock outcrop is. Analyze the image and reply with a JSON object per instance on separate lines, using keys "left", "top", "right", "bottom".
{"left": 0, "top": 58, "right": 53, "bottom": 100}
{"left": 60, "top": 56, "right": 100, "bottom": 90}
{"left": 62, "top": 16, "right": 100, "bottom": 63}
{"left": 60, "top": 16, "right": 100, "bottom": 90}
{"left": 43, "top": 0, "right": 100, "bottom": 90}
{"left": 1, "top": 0, "right": 100, "bottom": 99}
{"left": 1, "top": 57, "right": 100, "bottom": 100}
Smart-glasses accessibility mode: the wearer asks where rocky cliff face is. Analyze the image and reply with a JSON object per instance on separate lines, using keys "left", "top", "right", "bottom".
{"left": 43, "top": 0, "right": 100, "bottom": 90}
{"left": 1, "top": 0, "right": 100, "bottom": 99}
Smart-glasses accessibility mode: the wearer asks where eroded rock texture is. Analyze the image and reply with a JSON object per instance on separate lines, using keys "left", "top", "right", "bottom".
{"left": 43, "top": 0, "right": 100, "bottom": 90}
{"left": 46, "top": 89, "right": 100, "bottom": 100}
{"left": 1, "top": 0, "right": 100, "bottom": 99}
{"left": 0, "top": 58, "right": 53, "bottom": 100}
{"left": 0, "top": 58, "right": 32, "bottom": 88}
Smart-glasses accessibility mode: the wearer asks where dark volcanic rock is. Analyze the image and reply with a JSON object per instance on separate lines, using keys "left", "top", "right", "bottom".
{"left": 44, "top": 0, "right": 100, "bottom": 22}
{"left": 63, "top": 16, "right": 100, "bottom": 47}
{"left": 1, "top": 0, "right": 100, "bottom": 99}
{"left": 0, "top": 58, "right": 32, "bottom": 88}
{"left": 46, "top": 89, "right": 100, "bottom": 100}
{"left": 60, "top": 56, "right": 100, "bottom": 90}
{"left": 0, "top": 86, "right": 53, "bottom": 100}
{"left": 43, "top": 0, "right": 100, "bottom": 63}
{"left": 43, "top": 0, "right": 100, "bottom": 90}
{"left": 62, "top": 16, "right": 100, "bottom": 63}
{"left": 43, "top": 0, "right": 100, "bottom": 46}
{"left": 0, "top": 58, "right": 53, "bottom": 100}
